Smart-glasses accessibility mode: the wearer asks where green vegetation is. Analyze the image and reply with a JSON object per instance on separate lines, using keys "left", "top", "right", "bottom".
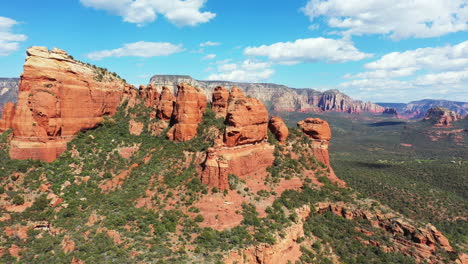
{"left": 278, "top": 111, "right": 468, "bottom": 252}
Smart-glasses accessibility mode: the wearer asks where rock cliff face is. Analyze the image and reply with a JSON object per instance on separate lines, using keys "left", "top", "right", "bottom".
{"left": 268, "top": 116, "right": 288, "bottom": 143}
{"left": 167, "top": 83, "right": 207, "bottom": 142}
{"left": 157, "top": 87, "right": 176, "bottom": 121}
{"left": 423, "top": 107, "right": 460, "bottom": 127}
{"left": 201, "top": 87, "right": 274, "bottom": 190}
{"left": 0, "top": 102, "right": 15, "bottom": 132}
{"left": 0, "top": 78, "right": 19, "bottom": 115}
{"left": 211, "top": 86, "right": 229, "bottom": 118}
{"left": 149, "top": 75, "right": 385, "bottom": 114}
{"left": 9, "top": 47, "right": 127, "bottom": 162}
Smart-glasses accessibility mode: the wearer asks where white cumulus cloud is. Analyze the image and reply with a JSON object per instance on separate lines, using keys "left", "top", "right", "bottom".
{"left": 202, "top": 54, "right": 216, "bottom": 60}
{"left": 302, "top": 0, "right": 468, "bottom": 39}
{"left": 0, "top": 16, "right": 27, "bottom": 56}
{"left": 80, "top": 0, "right": 216, "bottom": 26}
{"left": 244, "top": 37, "right": 372, "bottom": 64}
{"left": 338, "top": 41, "right": 468, "bottom": 102}
{"left": 200, "top": 41, "right": 220, "bottom": 47}
{"left": 86, "top": 41, "right": 184, "bottom": 60}
{"left": 207, "top": 59, "right": 274, "bottom": 82}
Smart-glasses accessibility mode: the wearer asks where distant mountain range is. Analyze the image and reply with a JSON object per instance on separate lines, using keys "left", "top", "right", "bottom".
{"left": 377, "top": 99, "right": 468, "bottom": 119}
{"left": 0, "top": 78, "right": 19, "bottom": 114}
{"left": 149, "top": 75, "right": 385, "bottom": 114}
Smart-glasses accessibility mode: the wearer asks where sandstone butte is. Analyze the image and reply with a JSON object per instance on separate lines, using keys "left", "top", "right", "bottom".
{"left": 423, "top": 107, "right": 460, "bottom": 127}
{"left": 268, "top": 116, "right": 288, "bottom": 143}
{"left": 167, "top": 83, "right": 207, "bottom": 142}
{"left": 201, "top": 87, "right": 275, "bottom": 190}
{"left": 8, "top": 47, "right": 127, "bottom": 162}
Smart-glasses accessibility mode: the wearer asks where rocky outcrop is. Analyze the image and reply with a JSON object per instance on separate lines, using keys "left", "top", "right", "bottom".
{"left": 316, "top": 201, "right": 454, "bottom": 263}
{"left": 224, "top": 206, "right": 311, "bottom": 264}
{"left": 157, "top": 87, "right": 176, "bottom": 121}
{"left": 201, "top": 87, "right": 274, "bottom": 190}
{"left": 149, "top": 75, "right": 387, "bottom": 114}
{"left": 201, "top": 143, "right": 275, "bottom": 190}
{"left": 9, "top": 47, "right": 127, "bottom": 162}
{"left": 297, "top": 118, "right": 345, "bottom": 187}
{"left": 268, "top": 116, "right": 288, "bottom": 143}
{"left": 212, "top": 86, "right": 229, "bottom": 118}
{"left": 0, "top": 102, "right": 15, "bottom": 132}
{"left": 423, "top": 107, "right": 460, "bottom": 127}
{"left": 224, "top": 87, "right": 269, "bottom": 147}
{"left": 382, "top": 107, "right": 398, "bottom": 117}
{"left": 167, "top": 83, "right": 207, "bottom": 142}
{"left": 138, "top": 84, "right": 159, "bottom": 108}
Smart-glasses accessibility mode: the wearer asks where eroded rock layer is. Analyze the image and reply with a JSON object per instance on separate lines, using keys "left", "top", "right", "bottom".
{"left": 212, "top": 86, "right": 229, "bottom": 118}
{"left": 201, "top": 87, "right": 273, "bottom": 190}
{"left": 224, "top": 87, "right": 269, "bottom": 147}
{"left": 9, "top": 47, "right": 127, "bottom": 162}
{"left": 167, "top": 83, "right": 207, "bottom": 142}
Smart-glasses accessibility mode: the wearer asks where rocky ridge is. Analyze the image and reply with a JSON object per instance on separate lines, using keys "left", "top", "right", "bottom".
{"left": 378, "top": 99, "right": 468, "bottom": 119}
{"left": 149, "top": 75, "right": 385, "bottom": 114}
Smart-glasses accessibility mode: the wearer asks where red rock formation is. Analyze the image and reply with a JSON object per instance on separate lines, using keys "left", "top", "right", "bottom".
{"left": 316, "top": 201, "right": 454, "bottom": 263}
{"left": 138, "top": 84, "right": 160, "bottom": 108}
{"left": 212, "top": 86, "right": 229, "bottom": 118}
{"left": 297, "top": 118, "right": 345, "bottom": 187}
{"left": 167, "top": 83, "right": 207, "bottom": 142}
{"left": 423, "top": 107, "right": 460, "bottom": 127}
{"left": 9, "top": 47, "right": 126, "bottom": 162}
{"left": 224, "top": 87, "right": 269, "bottom": 147}
{"left": 201, "top": 87, "right": 273, "bottom": 190}
{"left": 157, "top": 86, "right": 176, "bottom": 121}
{"left": 0, "top": 102, "right": 15, "bottom": 133}
{"left": 268, "top": 116, "right": 288, "bottom": 143}
{"left": 297, "top": 118, "right": 332, "bottom": 166}
{"left": 201, "top": 143, "right": 275, "bottom": 190}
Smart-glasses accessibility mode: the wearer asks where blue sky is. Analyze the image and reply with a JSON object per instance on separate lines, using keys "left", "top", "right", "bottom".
{"left": 1, "top": 0, "right": 467, "bottom": 103}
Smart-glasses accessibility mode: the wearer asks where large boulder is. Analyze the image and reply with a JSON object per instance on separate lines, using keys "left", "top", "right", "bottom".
{"left": 9, "top": 47, "right": 127, "bottom": 162}
{"left": 268, "top": 116, "right": 289, "bottom": 143}
{"left": 167, "top": 83, "right": 207, "bottom": 142}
